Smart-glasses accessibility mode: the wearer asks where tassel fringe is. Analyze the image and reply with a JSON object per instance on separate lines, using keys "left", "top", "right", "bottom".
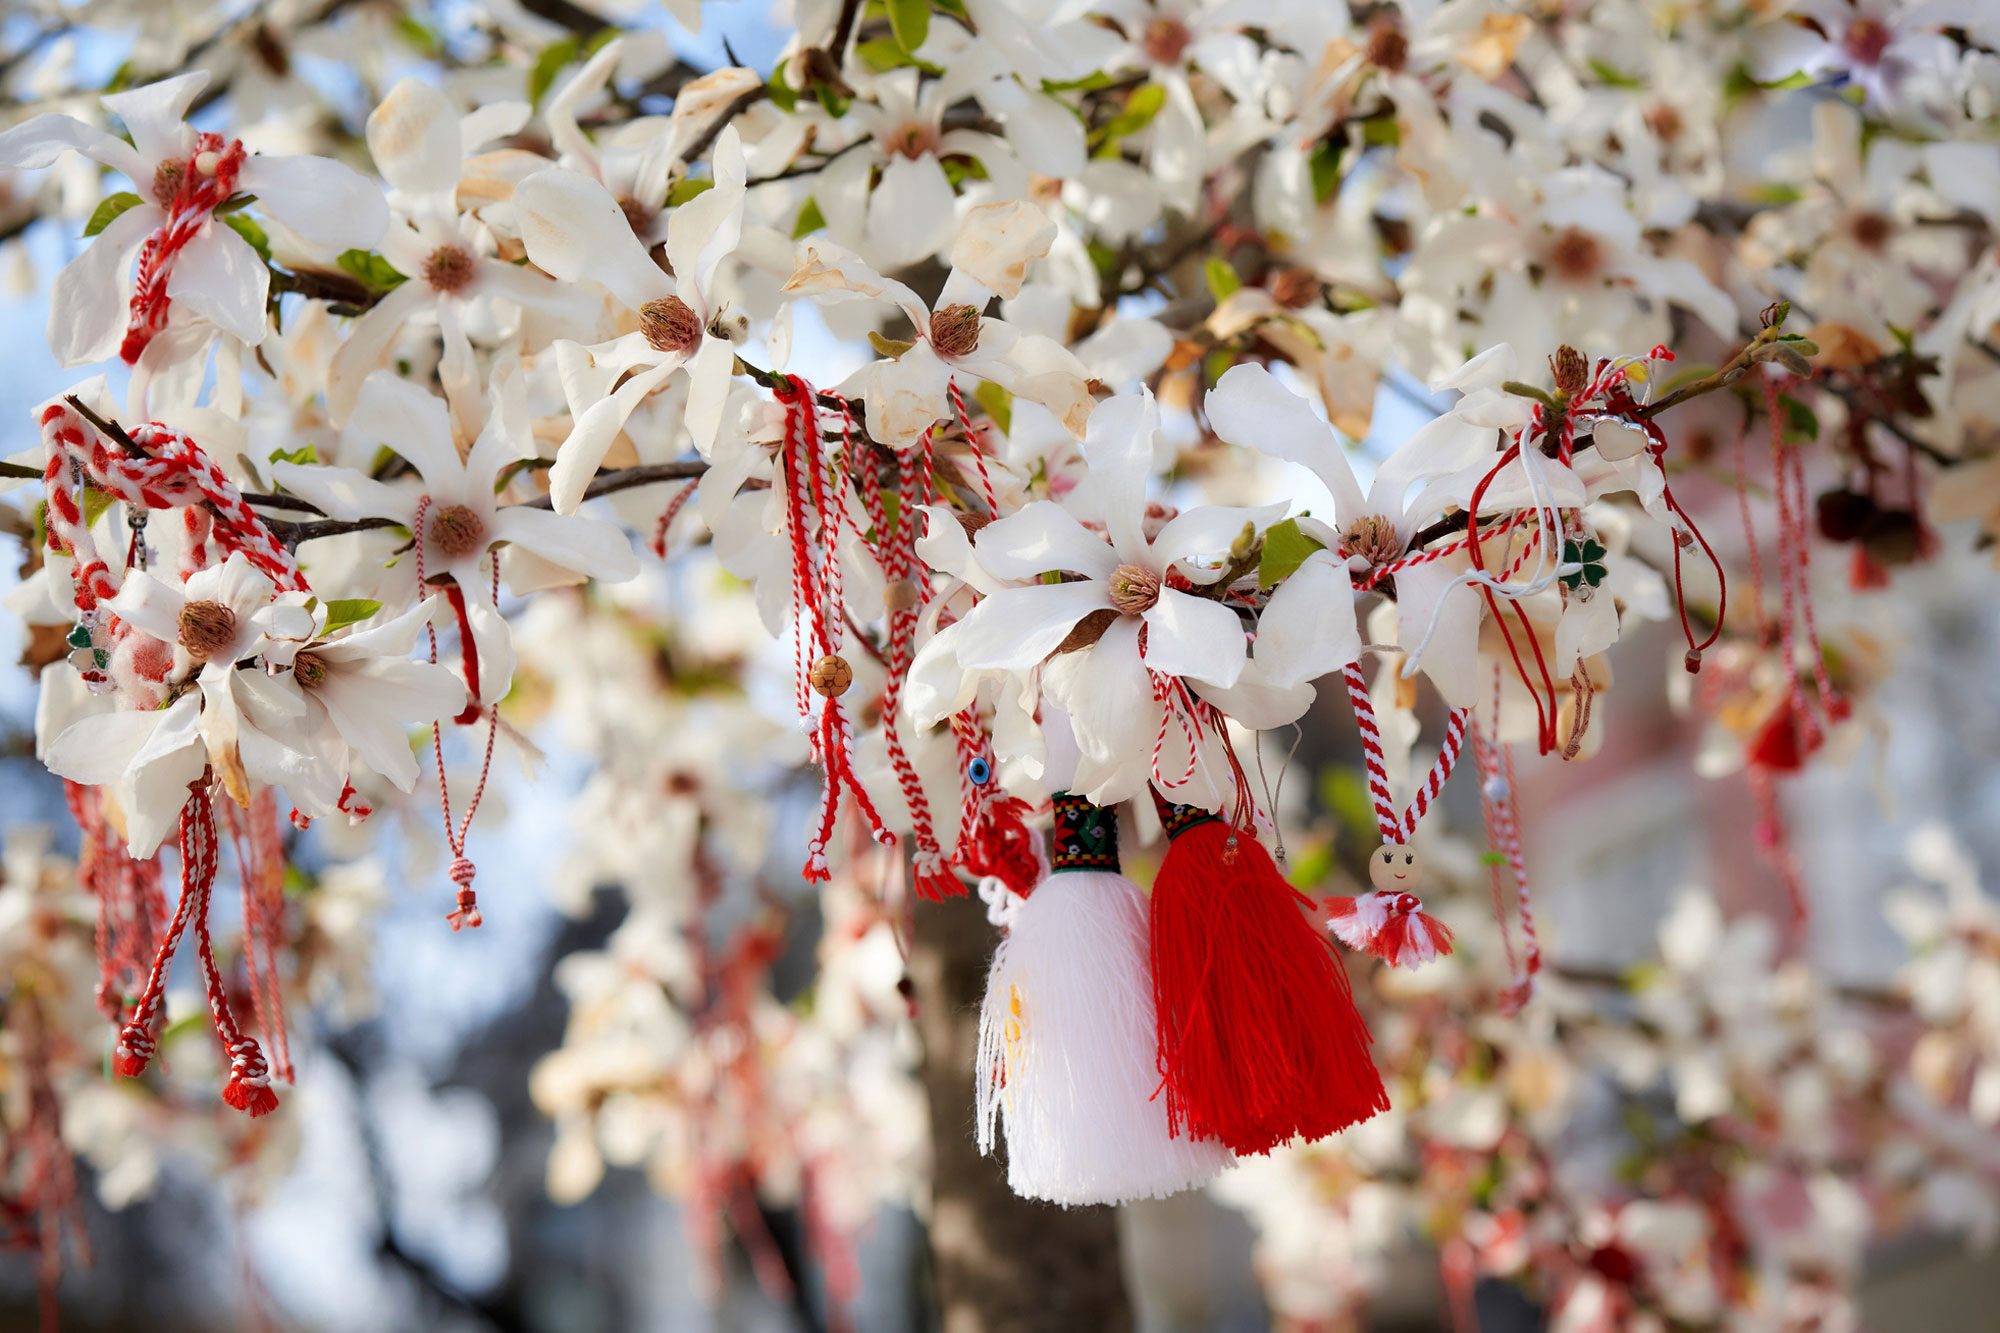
{"left": 1327, "top": 891, "right": 1456, "bottom": 969}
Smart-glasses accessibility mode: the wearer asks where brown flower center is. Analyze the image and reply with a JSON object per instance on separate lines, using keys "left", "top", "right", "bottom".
{"left": 1843, "top": 18, "right": 1891, "bottom": 66}
{"left": 423, "top": 244, "right": 476, "bottom": 296}
{"left": 1108, "top": 563, "right": 1162, "bottom": 616}
{"left": 929, "top": 304, "right": 981, "bottom": 358}
{"left": 1143, "top": 18, "right": 1192, "bottom": 66}
{"left": 1643, "top": 103, "right": 1683, "bottom": 143}
{"left": 1268, "top": 267, "right": 1323, "bottom": 309}
{"left": 177, "top": 600, "right": 239, "bottom": 663}
{"left": 1549, "top": 344, "right": 1588, "bottom": 396}
{"left": 151, "top": 159, "right": 188, "bottom": 207}
{"left": 1547, "top": 227, "right": 1604, "bottom": 283}
{"left": 1340, "top": 514, "right": 1404, "bottom": 566}
{"left": 429, "top": 503, "right": 487, "bottom": 559}
{"left": 640, "top": 295, "right": 702, "bottom": 353}
{"left": 1365, "top": 23, "right": 1408, "bottom": 73}
{"left": 293, "top": 650, "right": 330, "bottom": 689}
{"left": 616, "top": 194, "right": 655, "bottom": 238}
{"left": 1848, "top": 211, "right": 1892, "bottom": 251}
{"left": 885, "top": 122, "right": 939, "bottom": 160}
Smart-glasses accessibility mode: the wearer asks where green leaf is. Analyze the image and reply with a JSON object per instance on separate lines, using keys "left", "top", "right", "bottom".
{"left": 83, "top": 192, "right": 142, "bottom": 237}
{"left": 867, "top": 330, "right": 915, "bottom": 358}
{"left": 1308, "top": 142, "right": 1343, "bottom": 204}
{"left": 815, "top": 76, "right": 855, "bottom": 117}
{"left": 1777, "top": 393, "right": 1818, "bottom": 445}
{"left": 1204, "top": 255, "right": 1242, "bottom": 303}
{"left": 321, "top": 598, "right": 384, "bottom": 633}
{"left": 1359, "top": 114, "right": 1400, "bottom": 148}
{"left": 855, "top": 37, "right": 940, "bottom": 76}
{"left": 81, "top": 485, "right": 117, "bottom": 530}
{"left": 666, "top": 176, "right": 712, "bottom": 206}
{"left": 887, "top": 0, "right": 931, "bottom": 54}
{"left": 1042, "top": 70, "right": 1116, "bottom": 93}
{"left": 1094, "top": 83, "right": 1167, "bottom": 154}
{"left": 792, "top": 196, "right": 827, "bottom": 239}
{"left": 213, "top": 192, "right": 257, "bottom": 215}
{"left": 336, "top": 249, "right": 408, "bottom": 292}
{"left": 1258, "top": 517, "right": 1324, "bottom": 590}
{"left": 393, "top": 14, "right": 442, "bottom": 57}
{"left": 767, "top": 63, "right": 799, "bottom": 113}
{"left": 268, "top": 443, "right": 319, "bottom": 467}
{"left": 1586, "top": 58, "right": 1643, "bottom": 89}
{"left": 973, "top": 381, "right": 1012, "bottom": 436}
{"left": 222, "top": 213, "right": 271, "bottom": 262}
{"left": 582, "top": 27, "right": 620, "bottom": 57}
{"left": 529, "top": 35, "right": 581, "bottom": 105}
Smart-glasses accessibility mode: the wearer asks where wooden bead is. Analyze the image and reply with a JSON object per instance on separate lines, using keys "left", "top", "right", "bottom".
{"left": 809, "top": 654, "right": 853, "bottom": 697}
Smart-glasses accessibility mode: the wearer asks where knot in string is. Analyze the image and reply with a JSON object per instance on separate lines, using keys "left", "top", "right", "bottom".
{"left": 446, "top": 856, "right": 482, "bottom": 930}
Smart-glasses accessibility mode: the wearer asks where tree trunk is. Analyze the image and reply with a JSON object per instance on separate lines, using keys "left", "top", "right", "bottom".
{"left": 908, "top": 889, "right": 1135, "bottom": 1333}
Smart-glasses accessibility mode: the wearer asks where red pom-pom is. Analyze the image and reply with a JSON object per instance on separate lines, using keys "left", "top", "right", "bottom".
{"left": 111, "top": 1048, "right": 149, "bottom": 1078}
{"left": 222, "top": 1075, "right": 280, "bottom": 1118}
{"left": 1327, "top": 891, "right": 1455, "bottom": 969}
{"left": 1150, "top": 817, "right": 1389, "bottom": 1156}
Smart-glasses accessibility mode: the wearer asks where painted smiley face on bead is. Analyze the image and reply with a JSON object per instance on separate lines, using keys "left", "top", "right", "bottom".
{"left": 1369, "top": 844, "right": 1421, "bottom": 893}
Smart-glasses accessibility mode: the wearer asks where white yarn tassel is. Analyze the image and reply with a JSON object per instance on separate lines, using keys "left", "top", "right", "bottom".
{"left": 975, "top": 869, "right": 1234, "bottom": 1206}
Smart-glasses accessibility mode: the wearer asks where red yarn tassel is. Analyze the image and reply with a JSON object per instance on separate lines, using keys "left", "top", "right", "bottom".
{"left": 1148, "top": 797, "right": 1388, "bottom": 1155}
{"left": 1327, "top": 892, "right": 1456, "bottom": 969}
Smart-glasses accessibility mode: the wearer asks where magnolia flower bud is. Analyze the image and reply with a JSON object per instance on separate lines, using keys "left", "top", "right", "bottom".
{"left": 178, "top": 601, "right": 238, "bottom": 663}
{"left": 929, "top": 304, "right": 981, "bottom": 358}
{"left": 641, "top": 296, "right": 702, "bottom": 353}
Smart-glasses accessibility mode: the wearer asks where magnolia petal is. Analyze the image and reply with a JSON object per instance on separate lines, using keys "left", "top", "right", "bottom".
{"left": 1395, "top": 560, "right": 1482, "bottom": 708}
{"left": 0, "top": 112, "right": 146, "bottom": 180}
{"left": 165, "top": 223, "right": 270, "bottom": 346}
{"left": 47, "top": 204, "right": 159, "bottom": 367}
{"left": 366, "top": 76, "right": 463, "bottom": 199}
{"left": 669, "top": 126, "right": 747, "bottom": 301}
{"left": 238, "top": 152, "right": 388, "bottom": 255}
{"left": 269, "top": 461, "right": 412, "bottom": 526}
{"left": 514, "top": 167, "right": 675, "bottom": 306}
{"left": 1208, "top": 363, "right": 1367, "bottom": 525}
{"left": 104, "top": 569, "right": 187, "bottom": 645}
{"left": 1254, "top": 551, "right": 1360, "bottom": 688}
{"left": 682, "top": 332, "right": 735, "bottom": 456}
{"left": 490, "top": 504, "right": 639, "bottom": 583}
{"left": 1076, "top": 390, "right": 1158, "bottom": 564}
{"left": 549, "top": 360, "right": 677, "bottom": 514}
{"left": 314, "top": 657, "right": 465, "bottom": 790}
{"left": 862, "top": 342, "right": 954, "bottom": 451}
{"left": 1141, "top": 588, "right": 1247, "bottom": 687}
{"left": 102, "top": 73, "right": 204, "bottom": 167}
{"left": 950, "top": 581, "right": 1114, "bottom": 671}
{"left": 326, "top": 280, "right": 433, "bottom": 425}
{"left": 345, "top": 372, "right": 461, "bottom": 492}
{"left": 948, "top": 200, "right": 1056, "bottom": 303}
{"left": 868, "top": 154, "right": 956, "bottom": 269}
{"left": 974, "top": 501, "right": 1118, "bottom": 582}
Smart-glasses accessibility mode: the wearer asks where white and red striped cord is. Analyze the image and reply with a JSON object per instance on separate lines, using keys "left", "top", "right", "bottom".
{"left": 779, "top": 378, "right": 894, "bottom": 880}
{"left": 122, "top": 132, "right": 245, "bottom": 366}
{"left": 1340, "top": 662, "right": 1468, "bottom": 845}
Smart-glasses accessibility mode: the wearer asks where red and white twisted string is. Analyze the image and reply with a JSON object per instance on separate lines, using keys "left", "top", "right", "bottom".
{"left": 851, "top": 418, "right": 952, "bottom": 894}
{"left": 121, "top": 132, "right": 246, "bottom": 365}
{"left": 1340, "top": 662, "right": 1468, "bottom": 844}
{"left": 778, "top": 378, "right": 894, "bottom": 881}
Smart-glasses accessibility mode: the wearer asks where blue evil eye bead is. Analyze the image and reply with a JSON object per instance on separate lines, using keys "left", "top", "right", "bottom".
{"left": 966, "top": 756, "right": 992, "bottom": 785}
